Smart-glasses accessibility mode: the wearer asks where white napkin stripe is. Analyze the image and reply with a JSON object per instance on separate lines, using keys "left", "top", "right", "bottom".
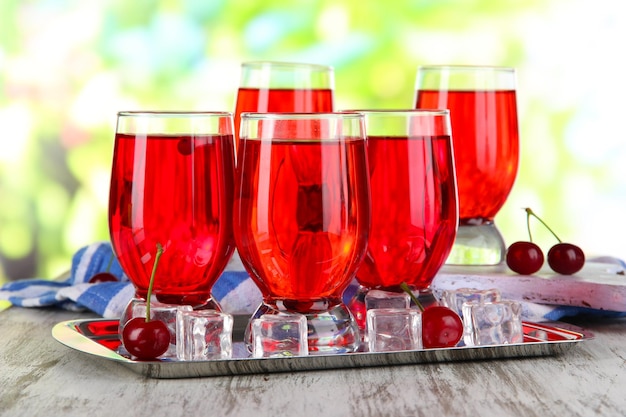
{"left": 103, "top": 284, "right": 135, "bottom": 318}
{"left": 0, "top": 284, "right": 62, "bottom": 299}
{"left": 75, "top": 242, "right": 102, "bottom": 283}
{"left": 218, "top": 278, "right": 262, "bottom": 315}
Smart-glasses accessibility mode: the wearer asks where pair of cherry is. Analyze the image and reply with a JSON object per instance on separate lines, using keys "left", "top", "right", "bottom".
{"left": 506, "top": 208, "right": 585, "bottom": 276}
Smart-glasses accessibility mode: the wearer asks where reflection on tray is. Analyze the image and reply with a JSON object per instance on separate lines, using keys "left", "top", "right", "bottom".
{"left": 72, "top": 319, "right": 585, "bottom": 353}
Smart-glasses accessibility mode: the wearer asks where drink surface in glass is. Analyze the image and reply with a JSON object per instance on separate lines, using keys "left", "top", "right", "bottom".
{"left": 233, "top": 61, "right": 334, "bottom": 153}
{"left": 109, "top": 112, "right": 236, "bottom": 308}
{"left": 234, "top": 112, "right": 369, "bottom": 354}
{"left": 415, "top": 65, "right": 519, "bottom": 265}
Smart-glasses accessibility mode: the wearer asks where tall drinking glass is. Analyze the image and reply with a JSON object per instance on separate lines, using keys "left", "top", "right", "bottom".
{"left": 233, "top": 61, "right": 335, "bottom": 155}
{"left": 234, "top": 112, "right": 370, "bottom": 354}
{"left": 415, "top": 65, "right": 519, "bottom": 265}
{"left": 109, "top": 112, "right": 236, "bottom": 310}
{"left": 348, "top": 110, "right": 458, "bottom": 330}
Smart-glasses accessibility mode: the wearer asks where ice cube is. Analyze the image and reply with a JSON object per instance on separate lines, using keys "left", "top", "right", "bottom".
{"left": 251, "top": 313, "right": 309, "bottom": 358}
{"left": 366, "top": 308, "right": 422, "bottom": 352}
{"left": 176, "top": 309, "right": 234, "bottom": 361}
{"left": 462, "top": 300, "right": 523, "bottom": 346}
{"left": 441, "top": 288, "right": 501, "bottom": 317}
{"left": 365, "top": 289, "right": 411, "bottom": 310}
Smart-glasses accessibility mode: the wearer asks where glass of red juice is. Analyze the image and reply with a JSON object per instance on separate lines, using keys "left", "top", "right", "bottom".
{"left": 109, "top": 111, "right": 236, "bottom": 310}
{"left": 347, "top": 109, "right": 458, "bottom": 331}
{"left": 234, "top": 112, "right": 370, "bottom": 354}
{"left": 233, "top": 61, "right": 335, "bottom": 157}
{"left": 415, "top": 65, "right": 519, "bottom": 265}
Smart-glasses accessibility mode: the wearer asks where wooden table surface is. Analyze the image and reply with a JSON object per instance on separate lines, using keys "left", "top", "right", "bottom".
{"left": 1, "top": 305, "right": 626, "bottom": 417}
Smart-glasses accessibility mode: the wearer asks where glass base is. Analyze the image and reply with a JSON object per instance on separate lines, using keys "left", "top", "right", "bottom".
{"left": 245, "top": 302, "right": 361, "bottom": 355}
{"left": 445, "top": 221, "right": 506, "bottom": 266}
{"left": 346, "top": 287, "right": 368, "bottom": 334}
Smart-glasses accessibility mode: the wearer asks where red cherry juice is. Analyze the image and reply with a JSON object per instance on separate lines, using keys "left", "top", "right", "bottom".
{"left": 355, "top": 135, "right": 458, "bottom": 290}
{"left": 415, "top": 90, "right": 519, "bottom": 223}
{"left": 109, "top": 133, "right": 236, "bottom": 306}
{"left": 234, "top": 88, "right": 334, "bottom": 151}
{"left": 234, "top": 138, "right": 370, "bottom": 312}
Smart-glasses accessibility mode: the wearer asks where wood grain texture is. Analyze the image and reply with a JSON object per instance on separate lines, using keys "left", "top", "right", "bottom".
{"left": 433, "top": 261, "right": 626, "bottom": 312}
{"left": 2, "top": 306, "right": 626, "bottom": 417}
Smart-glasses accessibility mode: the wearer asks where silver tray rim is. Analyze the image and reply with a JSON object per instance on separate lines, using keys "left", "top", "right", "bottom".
{"left": 52, "top": 318, "right": 594, "bottom": 379}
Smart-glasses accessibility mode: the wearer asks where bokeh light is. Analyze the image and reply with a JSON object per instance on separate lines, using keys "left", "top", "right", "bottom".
{"left": 1, "top": 0, "right": 625, "bottom": 284}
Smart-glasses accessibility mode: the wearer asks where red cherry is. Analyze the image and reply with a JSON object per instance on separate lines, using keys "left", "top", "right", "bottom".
{"left": 399, "top": 283, "right": 463, "bottom": 349}
{"left": 547, "top": 243, "right": 585, "bottom": 275}
{"left": 177, "top": 137, "right": 193, "bottom": 155}
{"left": 90, "top": 253, "right": 119, "bottom": 283}
{"left": 422, "top": 306, "right": 463, "bottom": 349}
{"left": 122, "top": 317, "right": 170, "bottom": 360}
{"left": 506, "top": 241, "right": 544, "bottom": 275}
{"left": 121, "top": 243, "right": 168, "bottom": 360}
{"left": 89, "top": 272, "right": 119, "bottom": 283}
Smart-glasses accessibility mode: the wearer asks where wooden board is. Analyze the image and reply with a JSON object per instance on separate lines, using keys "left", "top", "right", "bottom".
{"left": 432, "top": 261, "right": 626, "bottom": 312}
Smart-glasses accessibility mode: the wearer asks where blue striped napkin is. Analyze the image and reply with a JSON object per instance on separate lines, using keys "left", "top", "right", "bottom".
{"left": 0, "top": 242, "right": 262, "bottom": 318}
{"left": 1, "top": 242, "right": 624, "bottom": 321}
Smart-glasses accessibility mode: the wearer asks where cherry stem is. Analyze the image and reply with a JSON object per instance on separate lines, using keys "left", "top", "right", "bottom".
{"left": 104, "top": 253, "right": 114, "bottom": 273}
{"left": 525, "top": 209, "right": 534, "bottom": 242}
{"left": 400, "top": 282, "right": 425, "bottom": 312}
{"left": 145, "top": 243, "right": 164, "bottom": 322}
{"left": 525, "top": 207, "right": 563, "bottom": 243}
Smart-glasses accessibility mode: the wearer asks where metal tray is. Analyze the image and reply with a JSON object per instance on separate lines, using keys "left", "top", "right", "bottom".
{"left": 52, "top": 316, "right": 592, "bottom": 379}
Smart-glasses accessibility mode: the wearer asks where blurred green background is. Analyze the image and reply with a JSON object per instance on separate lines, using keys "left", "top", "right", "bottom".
{"left": 1, "top": 0, "right": 624, "bottom": 283}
